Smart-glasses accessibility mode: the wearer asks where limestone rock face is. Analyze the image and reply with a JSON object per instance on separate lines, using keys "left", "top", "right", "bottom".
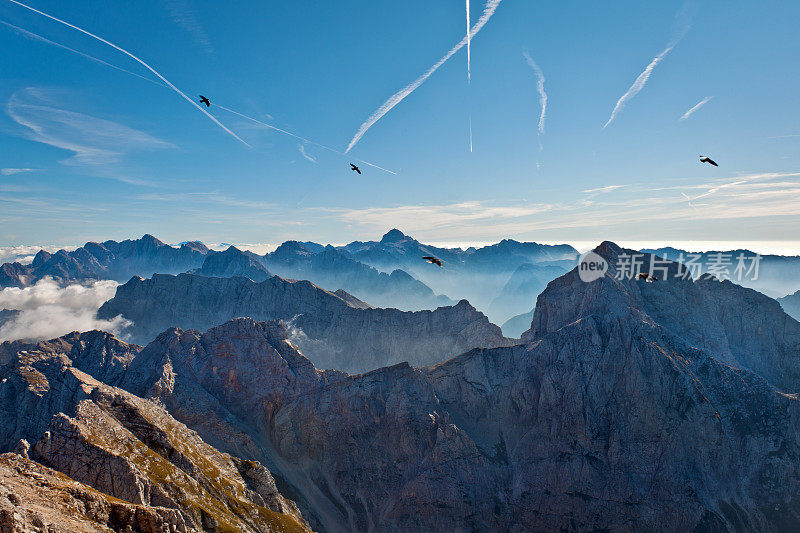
{"left": 98, "top": 273, "right": 511, "bottom": 373}
{"left": 0, "top": 333, "right": 312, "bottom": 532}
{"left": 0, "top": 453, "right": 187, "bottom": 533}
{"left": 527, "top": 241, "right": 800, "bottom": 391}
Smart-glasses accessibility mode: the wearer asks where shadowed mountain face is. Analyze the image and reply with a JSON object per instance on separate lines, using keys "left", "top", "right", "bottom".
{"left": 191, "top": 245, "right": 272, "bottom": 282}
{"left": 532, "top": 241, "right": 800, "bottom": 392}
{"left": 18, "top": 240, "right": 797, "bottom": 531}
{"left": 0, "top": 234, "right": 209, "bottom": 288}
{"left": 0, "top": 331, "right": 312, "bottom": 532}
{"left": 98, "top": 272, "right": 511, "bottom": 373}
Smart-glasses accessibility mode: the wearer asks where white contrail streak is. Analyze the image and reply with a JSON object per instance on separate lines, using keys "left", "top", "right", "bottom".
{"left": 3, "top": 6, "right": 397, "bottom": 174}
{"left": 523, "top": 51, "right": 547, "bottom": 135}
{"left": 602, "top": 43, "right": 676, "bottom": 129}
{"left": 215, "top": 104, "right": 397, "bottom": 174}
{"left": 680, "top": 96, "right": 713, "bottom": 121}
{"left": 466, "top": 0, "right": 471, "bottom": 84}
{"left": 345, "top": 0, "right": 503, "bottom": 153}
{"left": 602, "top": 5, "right": 693, "bottom": 130}
{"left": 468, "top": 116, "right": 473, "bottom": 152}
{"left": 0, "top": 20, "right": 165, "bottom": 89}
{"left": 466, "top": 0, "right": 472, "bottom": 152}
{"left": 4, "top": 0, "right": 249, "bottom": 146}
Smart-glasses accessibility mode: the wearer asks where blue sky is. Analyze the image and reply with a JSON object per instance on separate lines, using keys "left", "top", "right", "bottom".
{"left": 1, "top": 0, "right": 799, "bottom": 250}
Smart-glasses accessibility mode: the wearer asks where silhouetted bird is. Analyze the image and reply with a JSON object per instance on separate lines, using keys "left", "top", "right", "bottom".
{"left": 699, "top": 155, "right": 718, "bottom": 167}
{"left": 199, "top": 95, "right": 211, "bottom": 107}
{"left": 638, "top": 272, "right": 658, "bottom": 282}
{"left": 422, "top": 256, "right": 443, "bottom": 267}
{"left": 350, "top": 163, "right": 361, "bottom": 174}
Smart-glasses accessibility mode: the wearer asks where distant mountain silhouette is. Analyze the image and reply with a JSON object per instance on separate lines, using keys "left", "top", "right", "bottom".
{"left": 0, "top": 234, "right": 209, "bottom": 288}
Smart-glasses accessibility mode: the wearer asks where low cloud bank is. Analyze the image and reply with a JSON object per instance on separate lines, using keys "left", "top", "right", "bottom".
{"left": 0, "top": 277, "right": 130, "bottom": 342}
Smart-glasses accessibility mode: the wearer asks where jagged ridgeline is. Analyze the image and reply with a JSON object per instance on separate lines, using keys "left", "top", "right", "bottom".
{"left": 4, "top": 241, "right": 800, "bottom": 531}
{"left": 0, "top": 230, "right": 581, "bottom": 326}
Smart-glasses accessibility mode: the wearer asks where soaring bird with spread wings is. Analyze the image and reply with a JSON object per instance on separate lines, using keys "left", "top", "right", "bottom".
{"left": 199, "top": 95, "right": 211, "bottom": 107}
{"left": 422, "top": 256, "right": 443, "bottom": 267}
{"left": 350, "top": 163, "right": 361, "bottom": 174}
{"left": 699, "top": 155, "right": 718, "bottom": 167}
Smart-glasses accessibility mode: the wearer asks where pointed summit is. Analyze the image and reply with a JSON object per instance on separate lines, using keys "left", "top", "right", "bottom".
{"left": 380, "top": 228, "right": 408, "bottom": 243}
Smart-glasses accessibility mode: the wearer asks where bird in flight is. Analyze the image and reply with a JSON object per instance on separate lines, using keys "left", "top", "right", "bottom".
{"left": 422, "top": 256, "right": 443, "bottom": 267}
{"left": 699, "top": 155, "right": 718, "bottom": 167}
{"left": 350, "top": 163, "right": 361, "bottom": 175}
{"left": 637, "top": 272, "right": 658, "bottom": 282}
{"left": 199, "top": 95, "right": 211, "bottom": 107}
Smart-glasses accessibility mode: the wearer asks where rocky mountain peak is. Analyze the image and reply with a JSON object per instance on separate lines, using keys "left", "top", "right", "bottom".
{"left": 30, "top": 250, "right": 51, "bottom": 268}
{"left": 526, "top": 241, "right": 800, "bottom": 391}
{"left": 380, "top": 228, "right": 409, "bottom": 244}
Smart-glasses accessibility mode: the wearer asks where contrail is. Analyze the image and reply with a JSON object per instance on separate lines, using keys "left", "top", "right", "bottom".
{"left": 523, "top": 51, "right": 547, "bottom": 135}
{"left": 1, "top": 11, "right": 398, "bottom": 174}
{"left": 345, "top": 0, "right": 503, "bottom": 153}
{"left": 466, "top": 0, "right": 471, "bottom": 84}
{"left": 468, "top": 116, "right": 473, "bottom": 152}
{"left": 603, "top": 6, "right": 693, "bottom": 130}
{"left": 466, "top": 0, "right": 472, "bottom": 153}
{"left": 602, "top": 43, "right": 675, "bottom": 129}
{"left": 215, "top": 104, "right": 397, "bottom": 174}
{"left": 680, "top": 96, "right": 713, "bottom": 121}
{"left": 4, "top": 0, "right": 249, "bottom": 146}
{"left": 0, "top": 20, "right": 165, "bottom": 89}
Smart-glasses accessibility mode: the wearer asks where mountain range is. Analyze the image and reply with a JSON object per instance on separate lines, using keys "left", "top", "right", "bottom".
{"left": 4, "top": 241, "right": 800, "bottom": 531}
{"left": 642, "top": 246, "right": 800, "bottom": 298}
{"left": 0, "top": 230, "right": 580, "bottom": 325}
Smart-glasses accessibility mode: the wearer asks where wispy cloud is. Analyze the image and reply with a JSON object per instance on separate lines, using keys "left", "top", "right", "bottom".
{"left": 603, "top": 6, "right": 693, "bottom": 129}
{"left": 680, "top": 96, "right": 713, "bottom": 121}
{"left": 320, "top": 171, "right": 800, "bottom": 241}
{"left": 522, "top": 51, "right": 547, "bottom": 135}
{"left": 7, "top": 87, "right": 173, "bottom": 167}
{"left": 164, "top": 0, "right": 214, "bottom": 55}
{"left": 345, "top": 0, "right": 503, "bottom": 153}
{"left": 331, "top": 200, "right": 553, "bottom": 233}
{"left": 6, "top": 0, "right": 247, "bottom": 146}
{"left": 583, "top": 185, "right": 626, "bottom": 195}
{"left": 298, "top": 143, "right": 317, "bottom": 162}
{"left": 1, "top": 168, "right": 39, "bottom": 176}
{"left": 0, "top": 244, "right": 75, "bottom": 264}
